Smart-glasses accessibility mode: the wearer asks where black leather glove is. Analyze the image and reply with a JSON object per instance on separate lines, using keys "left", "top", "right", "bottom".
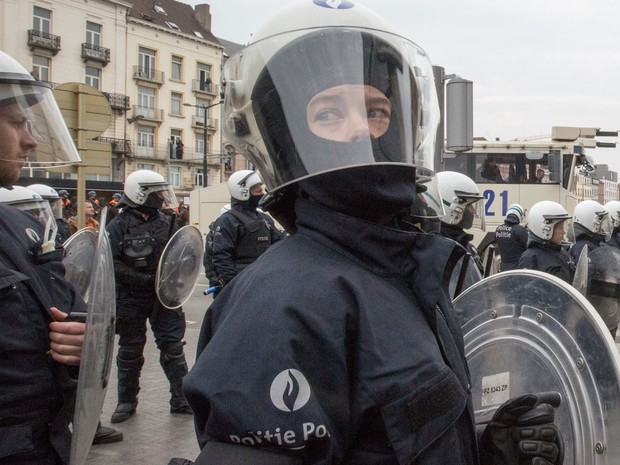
{"left": 478, "top": 392, "right": 564, "bottom": 465}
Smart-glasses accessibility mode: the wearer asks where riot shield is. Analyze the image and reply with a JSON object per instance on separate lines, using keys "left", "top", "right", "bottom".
{"left": 156, "top": 225, "right": 204, "bottom": 309}
{"left": 70, "top": 208, "right": 116, "bottom": 465}
{"left": 572, "top": 245, "right": 589, "bottom": 296}
{"left": 453, "top": 270, "right": 620, "bottom": 465}
{"left": 585, "top": 246, "right": 620, "bottom": 331}
{"left": 62, "top": 227, "right": 97, "bottom": 300}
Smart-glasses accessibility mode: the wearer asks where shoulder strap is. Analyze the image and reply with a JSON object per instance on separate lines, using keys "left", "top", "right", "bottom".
{"left": 226, "top": 208, "right": 255, "bottom": 226}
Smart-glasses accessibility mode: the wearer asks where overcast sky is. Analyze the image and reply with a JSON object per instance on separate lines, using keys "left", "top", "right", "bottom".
{"left": 181, "top": 0, "right": 620, "bottom": 172}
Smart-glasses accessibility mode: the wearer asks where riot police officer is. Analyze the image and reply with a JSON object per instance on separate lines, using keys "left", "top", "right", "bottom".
{"left": 106, "top": 170, "right": 192, "bottom": 423}
{"left": 27, "top": 183, "right": 73, "bottom": 246}
{"left": 0, "top": 49, "right": 86, "bottom": 464}
{"left": 206, "top": 169, "right": 283, "bottom": 290}
{"left": 570, "top": 199, "right": 610, "bottom": 261}
{"left": 494, "top": 203, "right": 528, "bottom": 271}
{"left": 436, "top": 171, "right": 485, "bottom": 273}
{"left": 182, "top": 2, "right": 564, "bottom": 465}
{"left": 517, "top": 200, "right": 574, "bottom": 283}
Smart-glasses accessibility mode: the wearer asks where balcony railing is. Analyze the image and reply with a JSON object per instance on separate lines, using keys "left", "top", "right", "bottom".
{"left": 132, "top": 66, "right": 164, "bottom": 84}
{"left": 128, "top": 142, "right": 223, "bottom": 164}
{"left": 131, "top": 105, "right": 164, "bottom": 123}
{"left": 103, "top": 92, "right": 130, "bottom": 110}
{"left": 192, "top": 79, "right": 219, "bottom": 96}
{"left": 191, "top": 115, "right": 219, "bottom": 130}
{"left": 28, "top": 30, "right": 61, "bottom": 54}
{"left": 81, "top": 43, "right": 110, "bottom": 65}
{"left": 95, "top": 137, "right": 131, "bottom": 154}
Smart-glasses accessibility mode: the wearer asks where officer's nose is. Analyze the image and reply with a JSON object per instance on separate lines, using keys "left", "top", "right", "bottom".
{"left": 346, "top": 112, "right": 372, "bottom": 142}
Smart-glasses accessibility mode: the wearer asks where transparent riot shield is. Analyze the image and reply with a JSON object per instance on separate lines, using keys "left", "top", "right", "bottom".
{"left": 453, "top": 270, "right": 620, "bottom": 465}
{"left": 585, "top": 246, "right": 620, "bottom": 331}
{"left": 70, "top": 208, "right": 116, "bottom": 465}
{"left": 572, "top": 245, "right": 589, "bottom": 297}
{"left": 62, "top": 227, "right": 97, "bottom": 300}
{"left": 156, "top": 225, "right": 204, "bottom": 309}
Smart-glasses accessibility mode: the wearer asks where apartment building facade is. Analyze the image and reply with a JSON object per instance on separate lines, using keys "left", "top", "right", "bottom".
{"left": 0, "top": 0, "right": 230, "bottom": 200}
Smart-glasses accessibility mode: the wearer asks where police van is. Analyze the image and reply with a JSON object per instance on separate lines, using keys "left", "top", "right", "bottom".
{"left": 443, "top": 126, "right": 617, "bottom": 268}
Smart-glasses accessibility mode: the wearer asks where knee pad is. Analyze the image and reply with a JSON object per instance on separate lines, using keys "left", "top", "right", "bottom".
{"left": 118, "top": 345, "right": 143, "bottom": 361}
{"left": 161, "top": 341, "right": 185, "bottom": 358}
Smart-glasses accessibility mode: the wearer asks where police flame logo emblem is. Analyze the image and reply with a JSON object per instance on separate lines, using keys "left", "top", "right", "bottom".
{"left": 270, "top": 369, "right": 312, "bottom": 412}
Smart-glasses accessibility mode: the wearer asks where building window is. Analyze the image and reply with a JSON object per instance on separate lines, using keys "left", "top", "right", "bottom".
{"left": 195, "top": 168, "right": 204, "bottom": 187}
{"left": 33, "top": 6, "right": 51, "bottom": 33}
{"left": 171, "top": 55, "right": 182, "bottom": 80}
{"left": 197, "top": 63, "right": 212, "bottom": 92}
{"left": 169, "top": 129, "right": 183, "bottom": 159}
{"left": 138, "top": 47, "right": 156, "bottom": 76}
{"left": 85, "top": 66, "right": 101, "bottom": 89}
{"left": 137, "top": 125, "right": 155, "bottom": 157}
{"left": 169, "top": 166, "right": 181, "bottom": 187}
{"left": 195, "top": 135, "right": 208, "bottom": 158}
{"left": 86, "top": 21, "right": 101, "bottom": 46}
{"left": 170, "top": 92, "right": 182, "bottom": 115}
{"left": 153, "top": 4, "right": 167, "bottom": 15}
{"left": 137, "top": 163, "right": 155, "bottom": 171}
{"left": 138, "top": 86, "right": 155, "bottom": 109}
{"left": 33, "top": 55, "right": 50, "bottom": 82}
{"left": 165, "top": 21, "right": 180, "bottom": 32}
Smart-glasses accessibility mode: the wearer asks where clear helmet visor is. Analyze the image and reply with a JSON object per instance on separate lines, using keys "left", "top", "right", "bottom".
{"left": 223, "top": 27, "right": 440, "bottom": 193}
{"left": 49, "top": 197, "right": 63, "bottom": 219}
{"left": 141, "top": 183, "right": 178, "bottom": 211}
{"left": 460, "top": 197, "right": 486, "bottom": 232}
{"left": 0, "top": 81, "right": 81, "bottom": 167}
{"left": 440, "top": 193, "right": 486, "bottom": 232}
{"left": 11, "top": 198, "right": 58, "bottom": 243}
{"left": 553, "top": 218, "right": 575, "bottom": 244}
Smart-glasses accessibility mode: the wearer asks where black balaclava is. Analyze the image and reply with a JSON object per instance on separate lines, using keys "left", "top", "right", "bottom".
{"left": 298, "top": 165, "right": 417, "bottom": 225}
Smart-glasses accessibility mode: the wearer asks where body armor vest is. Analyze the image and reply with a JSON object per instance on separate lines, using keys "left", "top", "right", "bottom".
{"left": 121, "top": 210, "right": 172, "bottom": 271}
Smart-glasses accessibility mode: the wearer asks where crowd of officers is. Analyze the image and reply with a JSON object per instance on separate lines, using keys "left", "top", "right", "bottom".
{"left": 493, "top": 195, "right": 620, "bottom": 338}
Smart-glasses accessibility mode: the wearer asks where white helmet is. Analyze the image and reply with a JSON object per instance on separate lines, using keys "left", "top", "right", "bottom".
{"left": 227, "top": 170, "right": 262, "bottom": 201}
{"left": 0, "top": 50, "right": 80, "bottom": 174}
{"left": 506, "top": 203, "right": 525, "bottom": 223}
{"left": 573, "top": 200, "right": 609, "bottom": 235}
{"left": 605, "top": 200, "right": 620, "bottom": 229}
{"left": 527, "top": 201, "right": 571, "bottom": 242}
{"left": 221, "top": 0, "right": 440, "bottom": 195}
{"left": 436, "top": 171, "right": 485, "bottom": 230}
{"left": 27, "top": 183, "right": 60, "bottom": 200}
{"left": 27, "top": 183, "right": 62, "bottom": 218}
{"left": 0, "top": 186, "right": 57, "bottom": 245}
{"left": 121, "top": 170, "right": 177, "bottom": 210}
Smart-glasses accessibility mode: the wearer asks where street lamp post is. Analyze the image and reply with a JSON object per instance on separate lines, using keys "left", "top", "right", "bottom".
{"left": 184, "top": 99, "right": 223, "bottom": 187}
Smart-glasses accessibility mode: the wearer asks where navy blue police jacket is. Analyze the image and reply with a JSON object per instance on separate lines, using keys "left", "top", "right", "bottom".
{"left": 494, "top": 218, "right": 528, "bottom": 271}
{"left": 570, "top": 225, "right": 606, "bottom": 262}
{"left": 184, "top": 199, "right": 479, "bottom": 465}
{"left": 0, "top": 203, "right": 86, "bottom": 464}
{"left": 517, "top": 238, "right": 575, "bottom": 283}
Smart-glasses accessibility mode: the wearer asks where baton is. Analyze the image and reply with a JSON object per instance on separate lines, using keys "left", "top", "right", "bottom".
{"left": 203, "top": 286, "right": 220, "bottom": 295}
